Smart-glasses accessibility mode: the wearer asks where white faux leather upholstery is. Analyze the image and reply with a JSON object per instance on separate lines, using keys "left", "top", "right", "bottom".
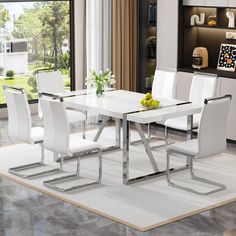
{"left": 165, "top": 72, "right": 218, "bottom": 131}
{"left": 36, "top": 71, "right": 86, "bottom": 122}
{"left": 31, "top": 127, "right": 44, "bottom": 143}
{"left": 165, "top": 113, "right": 201, "bottom": 131}
{"left": 4, "top": 88, "right": 43, "bottom": 144}
{"left": 152, "top": 69, "right": 177, "bottom": 100}
{"left": 189, "top": 73, "right": 218, "bottom": 104}
{"left": 166, "top": 139, "right": 198, "bottom": 156}
{"left": 166, "top": 95, "right": 231, "bottom": 195}
{"left": 198, "top": 97, "right": 231, "bottom": 158}
{"left": 66, "top": 110, "right": 87, "bottom": 124}
{"left": 37, "top": 71, "right": 65, "bottom": 94}
{"left": 167, "top": 96, "right": 231, "bottom": 159}
{"left": 40, "top": 98, "right": 70, "bottom": 155}
{"left": 40, "top": 97, "right": 101, "bottom": 156}
{"left": 69, "top": 134, "right": 101, "bottom": 154}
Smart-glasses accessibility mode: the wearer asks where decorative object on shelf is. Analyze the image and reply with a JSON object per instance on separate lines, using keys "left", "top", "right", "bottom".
{"left": 145, "top": 36, "right": 156, "bottom": 59}
{"left": 192, "top": 47, "right": 208, "bottom": 69}
{"left": 207, "top": 14, "right": 217, "bottom": 27}
{"left": 148, "top": 3, "right": 156, "bottom": 25}
{"left": 86, "top": 69, "right": 115, "bottom": 96}
{"left": 140, "top": 92, "right": 160, "bottom": 109}
{"left": 190, "top": 13, "right": 205, "bottom": 26}
{"left": 217, "top": 44, "right": 236, "bottom": 72}
{"left": 226, "top": 10, "right": 235, "bottom": 28}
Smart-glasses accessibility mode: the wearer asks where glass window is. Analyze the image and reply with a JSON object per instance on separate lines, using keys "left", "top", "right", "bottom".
{"left": 0, "top": 0, "right": 73, "bottom": 105}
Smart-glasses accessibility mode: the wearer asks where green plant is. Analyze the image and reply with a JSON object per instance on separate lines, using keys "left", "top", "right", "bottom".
{"left": 85, "top": 69, "right": 116, "bottom": 96}
{"left": 0, "top": 67, "right": 3, "bottom": 75}
{"left": 6, "top": 70, "right": 15, "bottom": 80}
{"left": 64, "top": 79, "right": 70, "bottom": 88}
{"left": 28, "top": 75, "right": 37, "bottom": 92}
{"left": 58, "top": 53, "right": 70, "bottom": 69}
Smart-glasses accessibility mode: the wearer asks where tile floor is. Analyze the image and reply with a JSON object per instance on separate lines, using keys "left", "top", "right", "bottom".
{"left": 0, "top": 116, "right": 236, "bottom": 236}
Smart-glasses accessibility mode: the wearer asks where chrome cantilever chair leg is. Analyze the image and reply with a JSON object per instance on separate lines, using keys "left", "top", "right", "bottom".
{"left": 82, "top": 111, "right": 87, "bottom": 139}
{"left": 82, "top": 120, "right": 86, "bottom": 139}
{"left": 8, "top": 142, "right": 61, "bottom": 178}
{"left": 164, "top": 126, "right": 168, "bottom": 147}
{"left": 43, "top": 149, "right": 102, "bottom": 192}
{"left": 166, "top": 152, "right": 226, "bottom": 195}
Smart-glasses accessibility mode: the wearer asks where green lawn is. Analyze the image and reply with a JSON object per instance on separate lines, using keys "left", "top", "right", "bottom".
{"left": 0, "top": 73, "right": 71, "bottom": 104}
{"left": 0, "top": 75, "right": 38, "bottom": 104}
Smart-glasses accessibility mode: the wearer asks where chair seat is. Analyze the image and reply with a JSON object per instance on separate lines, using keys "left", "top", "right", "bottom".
{"left": 31, "top": 127, "right": 44, "bottom": 143}
{"left": 69, "top": 134, "right": 102, "bottom": 155}
{"left": 164, "top": 113, "right": 201, "bottom": 131}
{"left": 166, "top": 139, "right": 198, "bottom": 157}
{"left": 66, "top": 109, "right": 86, "bottom": 124}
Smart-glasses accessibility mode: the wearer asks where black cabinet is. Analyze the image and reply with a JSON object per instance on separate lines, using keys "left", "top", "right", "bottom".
{"left": 137, "top": 0, "right": 157, "bottom": 93}
{"left": 178, "top": 4, "right": 236, "bottom": 79}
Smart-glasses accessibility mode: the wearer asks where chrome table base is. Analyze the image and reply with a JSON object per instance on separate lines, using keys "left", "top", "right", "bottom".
{"left": 123, "top": 114, "right": 194, "bottom": 185}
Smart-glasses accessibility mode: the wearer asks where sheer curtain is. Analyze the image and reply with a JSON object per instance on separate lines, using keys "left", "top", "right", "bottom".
{"left": 86, "top": 0, "right": 112, "bottom": 122}
{"left": 86, "top": 0, "right": 112, "bottom": 74}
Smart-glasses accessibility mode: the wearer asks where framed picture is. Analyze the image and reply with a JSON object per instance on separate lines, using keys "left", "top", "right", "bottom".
{"left": 217, "top": 44, "right": 236, "bottom": 72}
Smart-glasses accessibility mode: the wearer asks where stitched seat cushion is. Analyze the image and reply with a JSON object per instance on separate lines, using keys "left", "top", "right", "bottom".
{"left": 166, "top": 139, "right": 198, "bottom": 157}
{"left": 164, "top": 114, "right": 201, "bottom": 131}
{"left": 69, "top": 133, "right": 102, "bottom": 155}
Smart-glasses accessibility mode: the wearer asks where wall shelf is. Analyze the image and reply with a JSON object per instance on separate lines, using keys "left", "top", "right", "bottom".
{"left": 178, "top": 67, "right": 236, "bottom": 79}
{"left": 178, "top": 4, "right": 236, "bottom": 79}
{"left": 185, "top": 25, "right": 236, "bottom": 30}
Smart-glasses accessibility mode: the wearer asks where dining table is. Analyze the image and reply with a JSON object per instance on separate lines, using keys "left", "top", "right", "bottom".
{"left": 59, "top": 89, "right": 202, "bottom": 185}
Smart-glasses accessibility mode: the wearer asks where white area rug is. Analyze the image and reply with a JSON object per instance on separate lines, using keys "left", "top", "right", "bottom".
{"left": 0, "top": 127, "right": 236, "bottom": 231}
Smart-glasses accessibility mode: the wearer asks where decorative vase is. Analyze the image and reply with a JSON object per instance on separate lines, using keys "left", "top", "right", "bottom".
{"left": 96, "top": 83, "right": 104, "bottom": 96}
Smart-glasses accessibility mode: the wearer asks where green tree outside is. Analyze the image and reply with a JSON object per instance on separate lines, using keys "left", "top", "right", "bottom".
{"left": 0, "top": 4, "right": 10, "bottom": 28}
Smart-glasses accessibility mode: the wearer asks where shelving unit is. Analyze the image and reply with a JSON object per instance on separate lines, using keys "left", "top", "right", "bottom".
{"left": 137, "top": 0, "right": 157, "bottom": 93}
{"left": 178, "top": 5, "right": 236, "bottom": 79}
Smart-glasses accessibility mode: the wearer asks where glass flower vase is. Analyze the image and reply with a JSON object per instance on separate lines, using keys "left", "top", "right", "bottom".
{"left": 96, "top": 83, "right": 104, "bottom": 96}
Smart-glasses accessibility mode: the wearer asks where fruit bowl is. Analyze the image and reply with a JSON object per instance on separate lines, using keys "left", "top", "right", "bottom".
{"left": 140, "top": 93, "right": 160, "bottom": 109}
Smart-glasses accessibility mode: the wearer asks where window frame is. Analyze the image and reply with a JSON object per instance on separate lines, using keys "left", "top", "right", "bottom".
{"left": 0, "top": 0, "right": 75, "bottom": 108}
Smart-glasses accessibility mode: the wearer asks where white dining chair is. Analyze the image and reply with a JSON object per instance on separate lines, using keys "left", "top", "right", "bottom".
{"left": 166, "top": 94, "right": 232, "bottom": 195}
{"left": 39, "top": 93, "right": 102, "bottom": 192}
{"left": 152, "top": 68, "right": 177, "bottom": 101}
{"left": 36, "top": 71, "right": 87, "bottom": 138}
{"left": 164, "top": 72, "right": 218, "bottom": 144}
{"left": 131, "top": 68, "right": 177, "bottom": 145}
{"left": 3, "top": 85, "right": 59, "bottom": 178}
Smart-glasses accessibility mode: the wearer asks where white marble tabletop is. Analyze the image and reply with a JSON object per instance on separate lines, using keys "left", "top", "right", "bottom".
{"left": 63, "top": 90, "right": 185, "bottom": 119}
{"left": 127, "top": 103, "right": 202, "bottom": 124}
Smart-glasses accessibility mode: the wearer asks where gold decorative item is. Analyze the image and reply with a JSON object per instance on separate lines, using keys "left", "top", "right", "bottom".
{"left": 207, "top": 14, "right": 217, "bottom": 27}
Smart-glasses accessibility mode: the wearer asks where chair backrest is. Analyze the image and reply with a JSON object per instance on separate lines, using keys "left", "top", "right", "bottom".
{"left": 151, "top": 69, "right": 177, "bottom": 100}
{"left": 36, "top": 71, "right": 64, "bottom": 118}
{"left": 39, "top": 93, "right": 70, "bottom": 155}
{"left": 189, "top": 72, "right": 218, "bottom": 104}
{"left": 198, "top": 95, "right": 232, "bottom": 158}
{"left": 3, "top": 85, "right": 32, "bottom": 144}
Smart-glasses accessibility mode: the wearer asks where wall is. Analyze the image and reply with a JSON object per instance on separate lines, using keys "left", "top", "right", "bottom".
{"left": 74, "top": 0, "right": 85, "bottom": 90}
{"left": 157, "top": 0, "right": 179, "bottom": 70}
